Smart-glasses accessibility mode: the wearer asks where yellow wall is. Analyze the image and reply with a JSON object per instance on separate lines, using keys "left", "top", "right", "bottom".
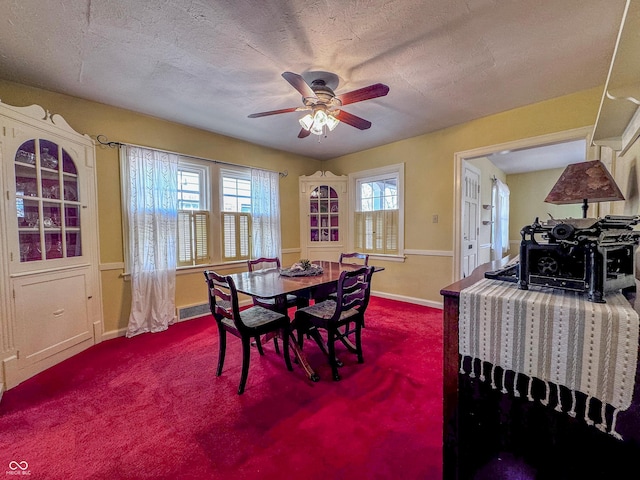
{"left": 507, "top": 168, "right": 583, "bottom": 242}
{"left": 324, "top": 87, "right": 602, "bottom": 302}
{"left": 0, "top": 79, "right": 322, "bottom": 336}
{"left": 0, "top": 79, "right": 603, "bottom": 333}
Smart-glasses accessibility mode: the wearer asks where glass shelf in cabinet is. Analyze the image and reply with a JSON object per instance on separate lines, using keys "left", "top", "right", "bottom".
{"left": 15, "top": 163, "right": 36, "bottom": 176}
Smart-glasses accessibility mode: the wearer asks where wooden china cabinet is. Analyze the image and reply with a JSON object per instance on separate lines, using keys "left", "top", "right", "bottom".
{"left": 299, "top": 171, "right": 348, "bottom": 262}
{"left": 0, "top": 101, "right": 102, "bottom": 394}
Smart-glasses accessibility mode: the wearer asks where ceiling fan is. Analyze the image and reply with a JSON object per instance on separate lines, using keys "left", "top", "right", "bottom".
{"left": 248, "top": 71, "right": 390, "bottom": 138}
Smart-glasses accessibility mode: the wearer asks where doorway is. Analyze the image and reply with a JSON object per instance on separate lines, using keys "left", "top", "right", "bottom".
{"left": 452, "top": 126, "right": 595, "bottom": 281}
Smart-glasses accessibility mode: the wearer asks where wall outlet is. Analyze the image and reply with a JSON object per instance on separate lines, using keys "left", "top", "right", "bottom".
{"left": 432, "top": 214, "right": 439, "bottom": 223}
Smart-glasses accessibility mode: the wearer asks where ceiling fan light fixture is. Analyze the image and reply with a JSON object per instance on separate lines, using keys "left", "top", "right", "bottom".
{"left": 299, "top": 114, "right": 314, "bottom": 130}
{"left": 300, "top": 108, "right": 339, "bottom": 136}
{"left": 313, "top": 109, "right": 328, "bottom": 126}
{"left": 310, "top": 122, "right": 325, "bottom": 136}
{"left": 248, "top": 71, "right": 388, "bottom": 139}
{"left": 326, "top": 114, "right": 339, "bottom": 131}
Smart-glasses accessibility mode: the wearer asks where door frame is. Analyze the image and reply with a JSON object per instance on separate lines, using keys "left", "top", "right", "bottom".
{"left": 452, "top": 126, "right": 595, "bottom": 282}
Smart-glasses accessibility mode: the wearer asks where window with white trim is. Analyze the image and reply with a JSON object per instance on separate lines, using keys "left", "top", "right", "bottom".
{"left": 221, "top": 170, "right": 251, "bottom": 261}
{"left": 121, "top": 150, "right": 277, "bottom": 270}
{"left": 177, "top": 162, "right": 209, "bottom": 267}
{"left": 350, "top": 164, "right": 404, "bottom": 257}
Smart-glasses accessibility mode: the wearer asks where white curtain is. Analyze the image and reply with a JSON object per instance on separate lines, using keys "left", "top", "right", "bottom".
{"left": 492, "top": 178, "right": 511, "bottom": 260}
{"left": 250, "top": 169, "right": 282, "bottom": 260}
{"left": 122, "top": 146, "right": 178, "bottom": 337}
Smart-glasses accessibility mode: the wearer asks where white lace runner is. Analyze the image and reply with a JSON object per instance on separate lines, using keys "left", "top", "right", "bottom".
{"left": 459, "top": 278, "right": 639, "bottom": 439}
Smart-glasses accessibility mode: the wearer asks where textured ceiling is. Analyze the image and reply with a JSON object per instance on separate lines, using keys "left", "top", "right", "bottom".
{"left": 486, "top": 139, "right": 587, "bottom": 174}
{"left": 0, "top": 0, "right": 628, "bottom": 160}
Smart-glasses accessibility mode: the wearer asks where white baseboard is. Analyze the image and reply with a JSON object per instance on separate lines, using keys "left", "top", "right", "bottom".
{"left": 371, "top": 290, "right": 443, "bottom": 309}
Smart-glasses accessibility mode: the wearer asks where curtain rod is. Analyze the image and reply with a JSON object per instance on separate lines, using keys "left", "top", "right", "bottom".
{"left": 95, "top": 134, "right": 288, "bottom": 178}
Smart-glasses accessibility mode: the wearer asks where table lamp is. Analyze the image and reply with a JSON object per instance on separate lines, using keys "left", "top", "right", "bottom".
{"left": 544, "top": 160, "right": 625, "bottom": 218}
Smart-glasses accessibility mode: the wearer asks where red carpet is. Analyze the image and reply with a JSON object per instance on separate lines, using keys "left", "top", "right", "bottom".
{"left": 0, "top": 297, "right": 443, "bottom": 479}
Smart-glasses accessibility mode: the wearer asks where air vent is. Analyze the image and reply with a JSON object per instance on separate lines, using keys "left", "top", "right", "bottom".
{"left": 177, "top": 303, "right": 210, "bottom": 321}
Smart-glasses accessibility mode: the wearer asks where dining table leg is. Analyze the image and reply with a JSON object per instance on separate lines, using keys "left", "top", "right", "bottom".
{"left": 288, "top": 330, "right": 320, "bottom": 382}
{"left": 272, "top": 294, "right": 320, "bottom": 382}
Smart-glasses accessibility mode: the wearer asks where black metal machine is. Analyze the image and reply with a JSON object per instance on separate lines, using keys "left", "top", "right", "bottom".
{"left": 486, "top": 215, "right": 640, "bottom": 303}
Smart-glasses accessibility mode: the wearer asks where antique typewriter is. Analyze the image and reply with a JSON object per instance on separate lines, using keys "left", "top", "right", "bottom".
{"left": 485, "top": 215, "right": 640, "bottom": 303}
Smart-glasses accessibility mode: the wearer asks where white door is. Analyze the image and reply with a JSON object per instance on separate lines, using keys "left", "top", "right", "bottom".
{"left": 461, "top": 162, "right": 480, "bottom": 277}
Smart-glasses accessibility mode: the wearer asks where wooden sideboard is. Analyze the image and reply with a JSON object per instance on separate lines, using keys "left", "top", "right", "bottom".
{"left": 441, "top": 258, "right": 640, "bottom": 480}
{"left": 440, "top": 258, "right": 510, "bottom": 480}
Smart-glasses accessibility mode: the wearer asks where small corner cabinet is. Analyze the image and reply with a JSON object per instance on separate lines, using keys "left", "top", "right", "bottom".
{"left": 299, "top": 171, "right": 348, "bottom": 261}
{"left": 0, "top": 101, "right": 102, "bottom": 392}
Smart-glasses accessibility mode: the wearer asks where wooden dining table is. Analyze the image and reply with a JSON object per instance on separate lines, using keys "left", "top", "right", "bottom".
{"left": 225, "top": 260, "right": 383, "bottom": 382}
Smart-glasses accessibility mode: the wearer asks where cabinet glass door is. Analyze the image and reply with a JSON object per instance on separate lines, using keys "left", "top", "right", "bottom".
{"left": 309, "top": 185, "right": 339, "bottom": 242}
{"left": 15, "top": 139, "right": 82, "bottom": 262}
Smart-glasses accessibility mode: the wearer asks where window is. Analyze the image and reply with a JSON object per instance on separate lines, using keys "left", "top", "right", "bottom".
{"left": 491, "top": 178, "right": 510, "bottom": 260}
{"left": 122, "top": 150, "right": 280, "bottom": 270}
{"left": 178, "top": 168, "right": 204, "bottom": 210}
{"left": 177, "top": 162, "right": 209, "bottom": 267}
{"left": 221, "top": 170, "right": 251, "bottom": 261}
{"left": 350, "top": 164, "right": 404, "bottom": 257}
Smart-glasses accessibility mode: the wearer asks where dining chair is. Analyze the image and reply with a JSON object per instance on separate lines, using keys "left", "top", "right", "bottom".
{"left": 330, "top": 252, "right": 370, "bottom": 326}
{"left": 247, "top": 257, "right": 309, "bottom": 310}
{"left": 339, "top": 252, "right": 369, "bottom": 266}
{"left": 247, "top": 257, "right": 309, "bottom": 353}
{"left": 294, "top": 265, "right": 374, "bottom": 381}
{"left": 203, "top": 270, "right": 293, "bottom": 394}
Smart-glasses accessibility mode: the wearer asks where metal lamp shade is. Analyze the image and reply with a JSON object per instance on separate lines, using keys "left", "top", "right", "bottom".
{"left": 545, "top": 160, "right": 625, "bottom": 217}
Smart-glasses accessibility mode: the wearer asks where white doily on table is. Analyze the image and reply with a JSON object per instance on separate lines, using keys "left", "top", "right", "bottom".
{"left": 280, "top": 263, "right": 324, "bottom": 277}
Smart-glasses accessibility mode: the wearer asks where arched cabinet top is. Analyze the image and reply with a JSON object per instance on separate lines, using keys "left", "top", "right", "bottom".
{"left": 0, "top": 100, "right": 93, "bottom": 145}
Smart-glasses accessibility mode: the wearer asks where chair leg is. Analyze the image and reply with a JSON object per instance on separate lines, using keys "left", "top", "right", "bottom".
{"left": 296, "top": 318, "right": 307, "bottom": 349}
{"left": 255, "top": 336, "right": 265, "bottom": 356}
{"left": 355, "top": 321, "right": 364, "bottom": 364}
{"left": 328, "top": 330, "right": 340, "bottom": 381}
{"left": 238, "top": 337, "right": 251, "bottom": 395}
{"left": 282, "top": 328, "right": 293, "bottom": 371}
{"left": 273, "top": 337, "right": 280, "bottom": 355}
{"left": 216, "top": 329, "right": 227, "bottom": 377}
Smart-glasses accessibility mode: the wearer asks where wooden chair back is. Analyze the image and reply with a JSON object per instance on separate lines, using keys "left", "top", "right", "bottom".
{"left": 203, "top": 270, "right": 246, "bottom": 335}
{"left": 332, "top": 265, "right": 374, "bottom": 321}
{"left": 339, "top": 252, "right": 369, "bottom": 266}
{"left": 247, "top": 257, "right": 281, "bottom": 272}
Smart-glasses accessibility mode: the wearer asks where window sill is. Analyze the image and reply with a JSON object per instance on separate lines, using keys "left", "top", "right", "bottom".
{"left": 176, "top": 261, "right": 247, "bottom": 276}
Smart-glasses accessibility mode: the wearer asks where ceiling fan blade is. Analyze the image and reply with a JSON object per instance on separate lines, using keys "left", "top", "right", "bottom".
{"left": 282, "top": 71, "right": 317, "bottom": 100}
{"left": 336, "top": 83, "right": 389, "bottom": 106}
{"left": 298, "top": 128, "right": 311, "bottom": 139}
{"left": 248, "top": 107, "right": 301, "bottom": 118}
{"left": 334, "top": 110, "right": 372, "bottom": 130}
